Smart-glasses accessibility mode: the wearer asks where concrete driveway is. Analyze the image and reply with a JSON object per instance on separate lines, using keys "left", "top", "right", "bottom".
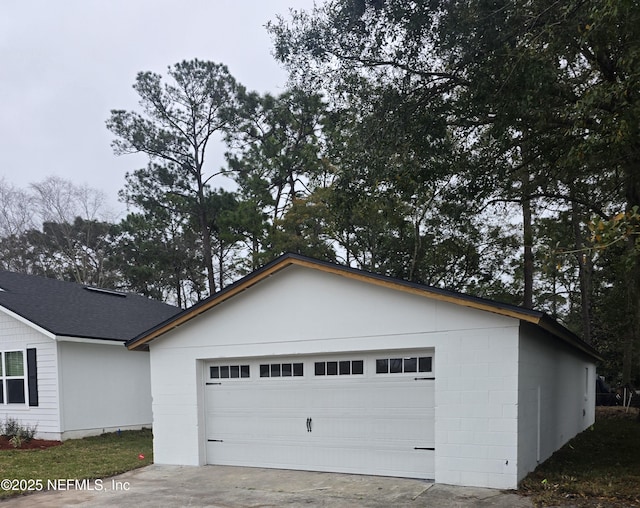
{"left": 1, "top": 465, "right": 534, "bottom": 507}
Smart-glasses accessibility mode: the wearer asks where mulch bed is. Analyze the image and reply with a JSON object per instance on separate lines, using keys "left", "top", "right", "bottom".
{"left": 0, "top": 436, "right": 62, "bottom": 450}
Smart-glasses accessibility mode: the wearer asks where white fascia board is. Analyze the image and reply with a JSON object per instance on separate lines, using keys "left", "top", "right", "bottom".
{"left": 0, "top": 305, "right": 56, "bottom": 339}
{"left": 55, "top": 336, "right": 126, "bottom": 346}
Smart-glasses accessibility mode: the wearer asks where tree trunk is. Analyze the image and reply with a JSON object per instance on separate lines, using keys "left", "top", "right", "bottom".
{"left": 623, "top": 243, "right": 640, "bottom": 385}
{"left": 409, "top": 219, "right": 420, "bottom": 281}
{"left": 195, "top": 172, "right": 216, "bottom": 295}
{"left": 622, "top": 329, "right": 634, "bottom": 385}
{"left": 219, "top": 248, "right": 224, "bottom": 291}
{"left": 571, "top": 198, "right": 593, "bottom": 343}
{"left": 252, "top": 235, "right": 260, "bottom": 270}
{"left": 522, "top": 173, "right": 534, "bottom": 309}
{"left": 622, "top": 167, "right": 640, "bottom": 384}
{"left": 200, "top": 216, "right": 216, "bottom": 295}
{"left": 623, "top": 166, "right": 640, "bottom": 384}
{"left": 175, "top": 269, "right": 183, "bottom": 309}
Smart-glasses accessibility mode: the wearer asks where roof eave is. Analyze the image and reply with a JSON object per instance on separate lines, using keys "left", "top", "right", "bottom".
{"left": 55, "top": 335, "right": 127, "bottom": 346}
{"left": 536, "top": 315, "right": 603, "bottom": 362}
{"left": 0, "top": 304, "right": 56, "bottom": 339}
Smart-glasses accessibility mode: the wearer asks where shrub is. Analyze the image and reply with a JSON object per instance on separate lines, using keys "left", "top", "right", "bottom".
{"left": 2, "top": 417, "right": 21, "bottom": 438}
{"left": 18, "top": 423, "right": 37, "bottom": 442}
{"left": 1, "top": 417, "right": 37, "bottom": 442}
{"left": 8, "top": 435, "right": 22, "bottom": 449}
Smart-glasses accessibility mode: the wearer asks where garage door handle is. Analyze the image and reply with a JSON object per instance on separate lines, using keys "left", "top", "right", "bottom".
{"left": 306, "top": 417, "right": 312, "bottom": 432}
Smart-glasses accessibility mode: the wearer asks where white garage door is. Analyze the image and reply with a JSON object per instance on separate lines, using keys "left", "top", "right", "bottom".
{"left": 204, "top": 351, "right": 435, "bottom": 479}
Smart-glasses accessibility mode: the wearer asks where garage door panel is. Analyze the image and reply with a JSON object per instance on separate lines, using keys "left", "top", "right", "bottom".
{"left": 207, "top": 384, "right": 309, "bottom": 409}
{"left": 304, "top": 445, "right": 433, "bottom": 478}
{"left": 208, "top": 415, "right": 306, "bottom": 442}
{"left": 208, "top": 441, "right": 311, "bottom": 470}
{"left": 205, "top": 352, "right": 435, "bottom": 479}
{"left": 207, "top": 404, "right": 307, "bottom": 442}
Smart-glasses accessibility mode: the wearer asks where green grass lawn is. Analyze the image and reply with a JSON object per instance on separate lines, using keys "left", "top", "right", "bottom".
{"left": 0, "top": 428, "right": 152, "bottom": 499}
{"left": 519, "top": 407, "right": 640, "bottom": 507}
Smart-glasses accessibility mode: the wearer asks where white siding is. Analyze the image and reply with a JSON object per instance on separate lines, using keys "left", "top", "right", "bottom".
{"left": 150, "top": 264, "right": 522, "bottom": 488}
{"left": 58, "top": 341, "right": 152, "bottom": 438}
{"left": 0, "top": 312, "right": 61, "bottom": 439}
{"left": 517, "top": 323, "right": 596, "bottom": 483}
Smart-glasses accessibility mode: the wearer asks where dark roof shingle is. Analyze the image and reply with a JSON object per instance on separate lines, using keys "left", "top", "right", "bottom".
{"left": 0, "top": 271, "right": 180, "bottom": 341}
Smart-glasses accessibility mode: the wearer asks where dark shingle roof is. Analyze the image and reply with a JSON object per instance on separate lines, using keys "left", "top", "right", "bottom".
{"left": 0, "top": 271, "right": 180, "bottom": 341}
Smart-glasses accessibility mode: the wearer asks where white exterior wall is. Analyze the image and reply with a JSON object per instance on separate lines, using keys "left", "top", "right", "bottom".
{"left": 435, "top": 326, "right": 520, "bottom": 489}
{"left": 58, "top": 341, "right": 152, "bottom": 439}
{"left": 0, "top": 311, "right": 61, "bottom": 439}
{"left": 150, "top": 265, "right": 522, "bottom": 489}
{"left": 517, "top": 323, "right": 596, "bottom": 482}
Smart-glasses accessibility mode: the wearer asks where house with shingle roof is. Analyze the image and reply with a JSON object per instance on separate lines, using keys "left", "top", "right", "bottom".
{"left": 0, "top": 270, "right": 179, "bottom": 440}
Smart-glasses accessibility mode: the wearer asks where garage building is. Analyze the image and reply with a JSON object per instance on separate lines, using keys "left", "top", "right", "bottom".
{"left": 128, "top": 253, "right": 600, "bottom": 489}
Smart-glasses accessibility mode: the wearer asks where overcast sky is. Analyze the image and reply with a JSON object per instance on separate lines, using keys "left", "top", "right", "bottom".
{"left": 0, "top": 0, "right": 317, "bottom": 218}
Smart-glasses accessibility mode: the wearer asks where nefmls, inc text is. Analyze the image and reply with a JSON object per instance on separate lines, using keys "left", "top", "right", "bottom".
{"left": 47, "top": 478, "right": 131, "bottom": 491}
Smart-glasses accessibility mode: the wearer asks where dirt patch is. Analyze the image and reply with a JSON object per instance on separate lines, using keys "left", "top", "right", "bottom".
{"left": 596, "top": 405, "right": 640, "bottom": 420}
{"left": 0, "top": 436, "right": 62, "bottom": 450}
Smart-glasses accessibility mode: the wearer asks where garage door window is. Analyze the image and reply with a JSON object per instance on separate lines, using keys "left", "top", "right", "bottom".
{"left": 260, "top": 363, "right": 304, "bottom": 378}
{"left": 210, "top": 365, "right": 250, "bottom": 379}
{"left": 315, "top": 360, "right": 364, "bottom": 376}
{"left": 376, "top": 356, "right": 432, "bottom": 374}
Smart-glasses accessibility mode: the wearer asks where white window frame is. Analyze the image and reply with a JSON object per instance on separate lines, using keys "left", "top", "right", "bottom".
{"left": 0, "top": 350, "right": 27, "bottom": 405}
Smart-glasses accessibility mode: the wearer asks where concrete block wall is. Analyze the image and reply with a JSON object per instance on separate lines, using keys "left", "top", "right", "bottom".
{"left": 517, "top": 323, "right": 596, "bottom": 482}
{"left": 435, "top": 326, "right": 520, "bottom": 489}
{"left": 149, "top": 345, "right": 204, "bottom": 466}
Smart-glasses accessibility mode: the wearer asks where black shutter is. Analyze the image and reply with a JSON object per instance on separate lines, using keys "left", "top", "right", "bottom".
{"left": 26, "top": 348, "right": 38, "bottom": 407}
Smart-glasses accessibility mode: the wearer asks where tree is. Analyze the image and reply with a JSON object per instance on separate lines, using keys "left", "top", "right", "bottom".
{"left": 269, "top": 0, "right": 640, "bottom": 381}
{"left": 0, "top": 178, "right": 34, "bottom": 238}
{"left": 27, "top": 177, "right": 116, "bottom": 285}
{"left": 226, "top": 87, "right": 330, "bottom": 265}
{"left": 449, "top": 0, "right": 640, "bottom": 377}
{"left": 228, "top": 88, "right": 327, "bottom": 222}
{"left": 200, "top": 188, "right": 247, "bottom": 290}
{"left": 0, "top": 177, "right": 117, "bottom": 285}
{"left": 30, "top": 176, "right": 111, "bottom": 225}
{"left": 107, "top": 59, "right": 244, "bottom": 294}
{"left": 0, "top": 217, "right": 117, "bottom": 286}
{"left": 111, "top": 209, "right": 205, "bottom": 308}
{"left": 268, "top": 192, "right": 337, "bottom": 261}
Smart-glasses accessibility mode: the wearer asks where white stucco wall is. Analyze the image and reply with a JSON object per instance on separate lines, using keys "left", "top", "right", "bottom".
{"left": 517, "top": 323, "right": 596, "bottom": 482}
{"left": 57, "top": 340, "right": 152, "bottom": 439}
{"left": 0, "top": 311, "right": 61, "bottom": 439}
{"left": 149, "top": 264, "right": 523, "bottom": 489}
